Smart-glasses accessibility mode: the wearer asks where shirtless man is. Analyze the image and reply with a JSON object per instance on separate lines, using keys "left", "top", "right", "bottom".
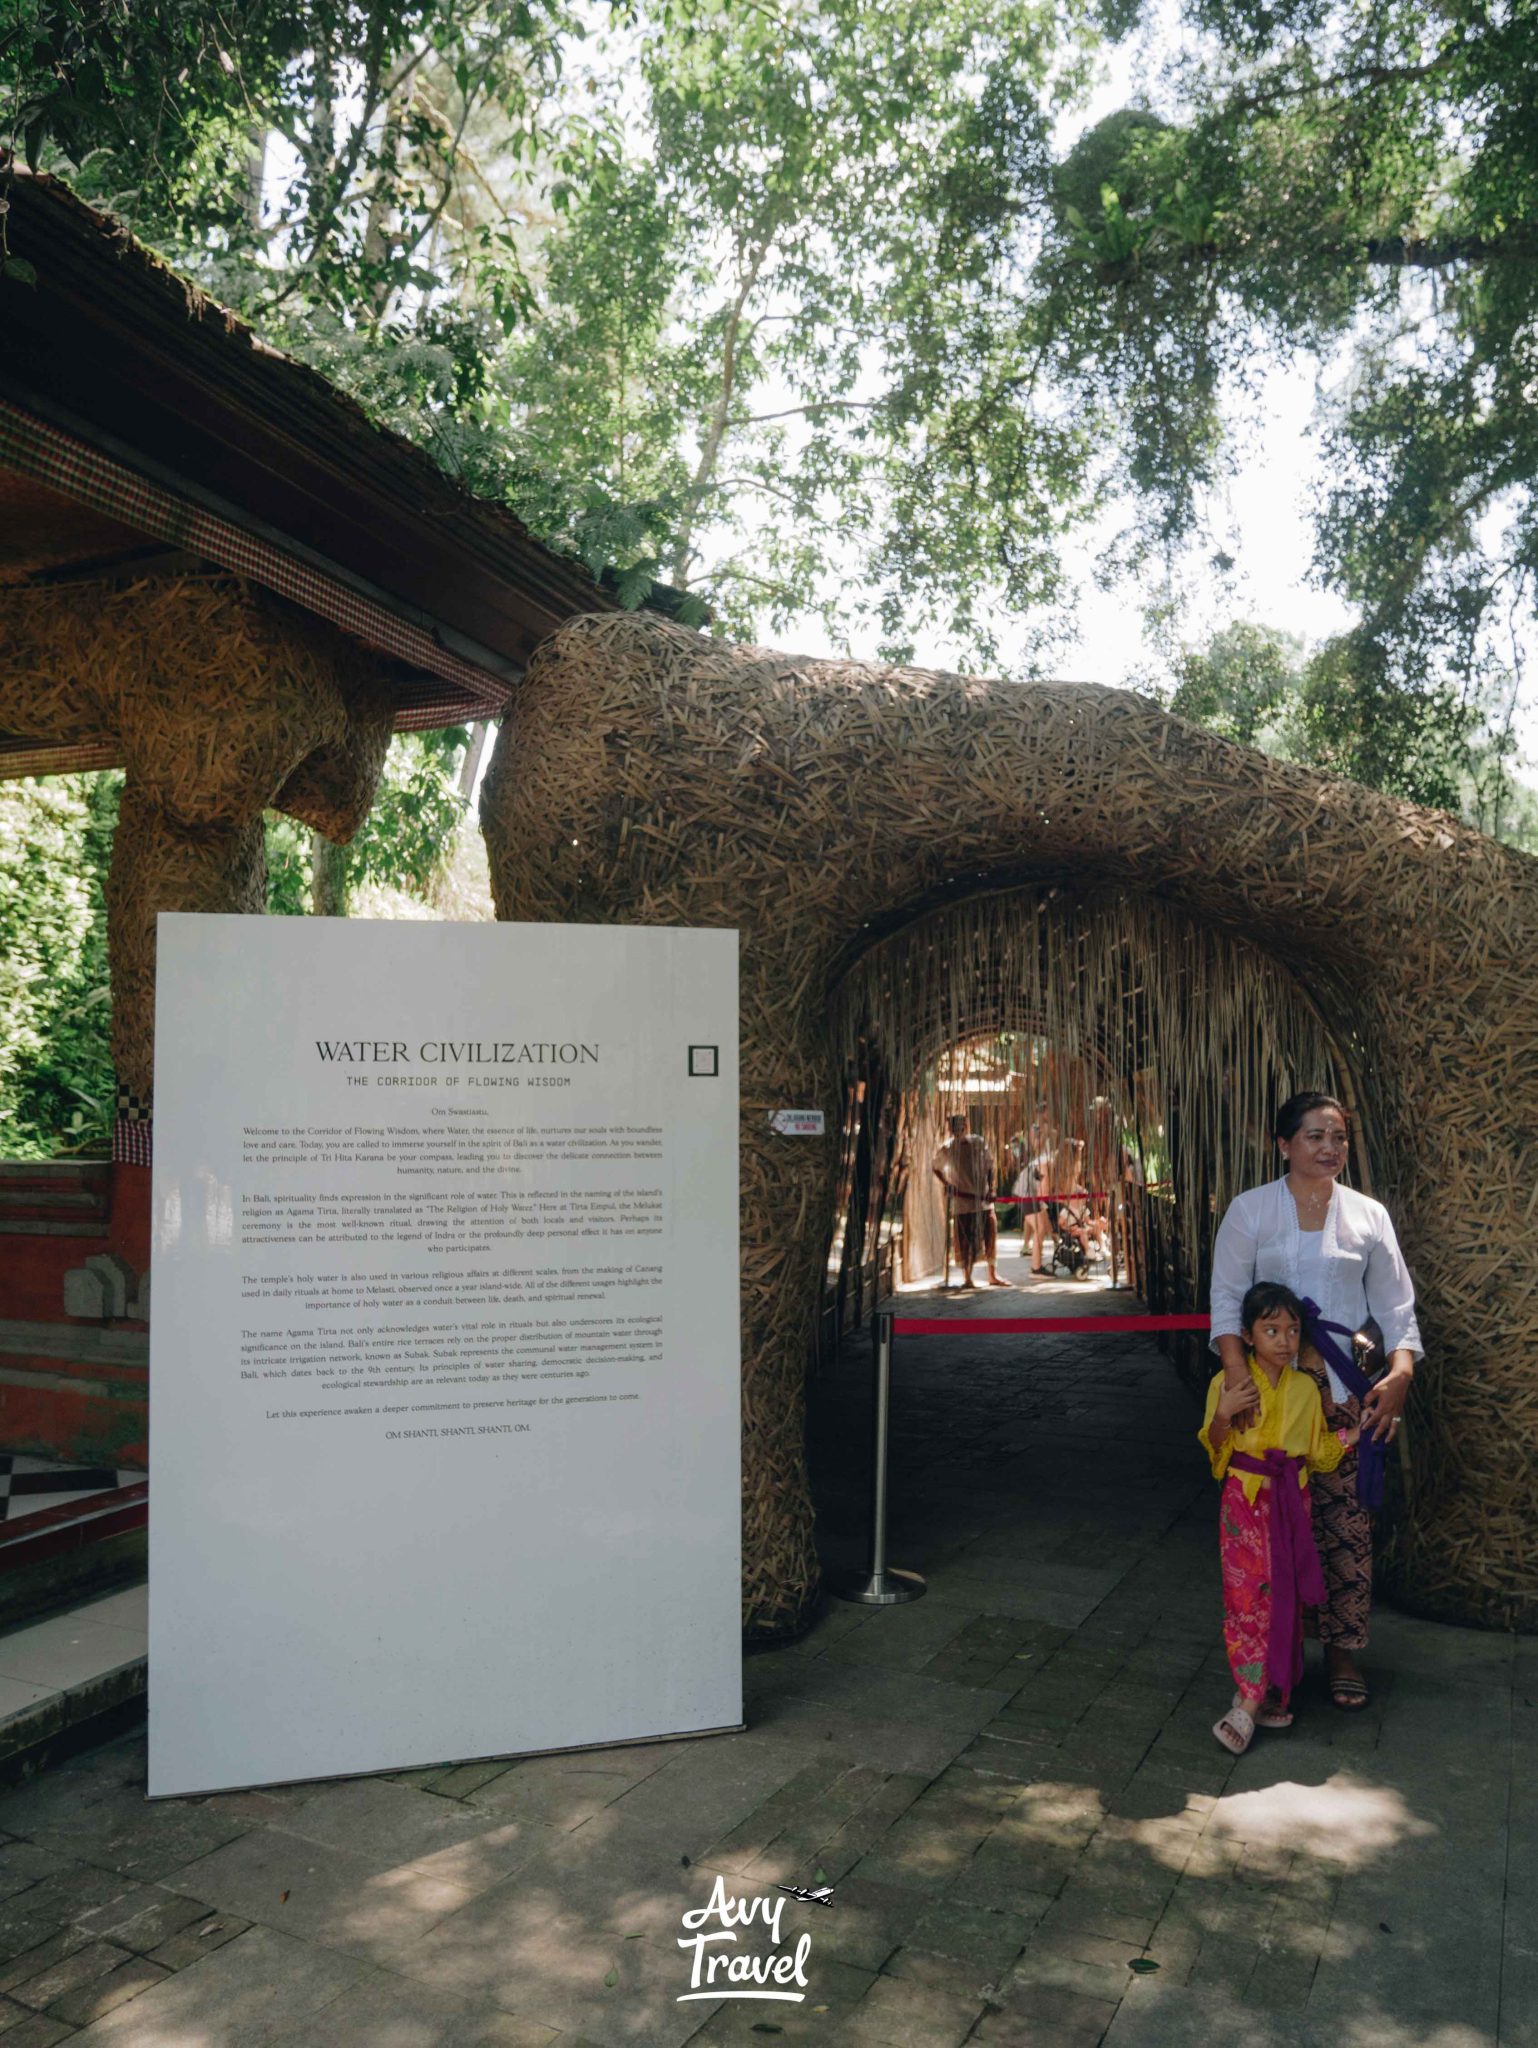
{"left": 932, "top": 1114, "right": 1010, "bottom": 1289}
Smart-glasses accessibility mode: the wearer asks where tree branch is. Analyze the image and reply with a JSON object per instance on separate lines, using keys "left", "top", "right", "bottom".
{"left": 742, "top": 399, "right": 881, "bottom": 424}
{"left": 1225, "top": 53, "right": 1451, "bottom": 117}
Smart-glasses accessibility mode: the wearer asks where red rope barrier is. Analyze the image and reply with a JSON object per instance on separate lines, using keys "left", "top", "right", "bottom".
{"left": 892, "top": 1314, "right": 1211, "bottom": 1337}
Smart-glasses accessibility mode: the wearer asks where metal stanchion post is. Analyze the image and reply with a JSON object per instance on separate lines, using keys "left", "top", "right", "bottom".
{"left": 831, "top": 1310, "right": 926, "bottom": 1605}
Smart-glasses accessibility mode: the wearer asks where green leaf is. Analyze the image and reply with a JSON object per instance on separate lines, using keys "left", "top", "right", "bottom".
{"left": 603, "top": 1968, "right": 618, "bottom": 1987}
{"left": 1128, "top": 1956, "right": 1160, "bottom": 1974}
{"left": 2, "top": 257, "right": 37, "bottom": 289}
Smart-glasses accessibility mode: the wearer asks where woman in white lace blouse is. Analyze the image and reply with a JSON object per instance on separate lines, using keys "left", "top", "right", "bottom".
{"left": 1209, "top": 1092, "right": 1421, "bottom": 1712}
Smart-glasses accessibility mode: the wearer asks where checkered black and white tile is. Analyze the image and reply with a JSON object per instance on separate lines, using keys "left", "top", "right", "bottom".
{"left": 0, "top": 1456, "right": 146, "bottom": 1522}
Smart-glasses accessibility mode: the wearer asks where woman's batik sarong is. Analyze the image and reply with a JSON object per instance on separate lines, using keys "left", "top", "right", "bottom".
{"left": 1297, "top": 1347, "right": 1372, "bottom": 1651}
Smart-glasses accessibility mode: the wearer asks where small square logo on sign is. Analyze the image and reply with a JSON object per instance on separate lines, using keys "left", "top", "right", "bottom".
{"left": 688, "top": 1045, "right": 720, "bottom": 1078}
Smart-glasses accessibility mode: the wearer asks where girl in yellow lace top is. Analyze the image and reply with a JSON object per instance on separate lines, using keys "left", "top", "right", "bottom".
{"left": 1199, "top": 1281, "right": 1358, "bottom": 1754}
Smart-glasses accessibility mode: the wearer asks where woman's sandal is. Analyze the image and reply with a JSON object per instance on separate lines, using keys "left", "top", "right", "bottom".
{"left": 1329, "top": 1677, "right": 1371, "bottom": 1712}
{"left": 1213, "top": 1701, "right": 1255, "bottom": 1754}
{"left": 1254, "top": 1699, "right": 1294, "bottom": 1729}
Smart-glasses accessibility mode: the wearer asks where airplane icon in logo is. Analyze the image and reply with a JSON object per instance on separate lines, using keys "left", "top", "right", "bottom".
{"left": 775, "top": 1882, "right": 835, "bottom": 1909}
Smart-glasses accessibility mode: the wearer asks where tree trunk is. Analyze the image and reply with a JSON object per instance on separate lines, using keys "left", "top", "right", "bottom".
{"left": 310, "top": 832, "right": 349, "bottom": 917}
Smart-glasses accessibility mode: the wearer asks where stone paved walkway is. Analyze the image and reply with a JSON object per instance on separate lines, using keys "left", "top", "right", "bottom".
{"left": 0, "top": 1249, "right": 1526, "bottom": 2047}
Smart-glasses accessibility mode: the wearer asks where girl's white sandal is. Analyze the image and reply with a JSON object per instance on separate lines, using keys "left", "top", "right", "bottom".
{"left": 1213, "top": 1702, "right": 1255, "bottom": 1754}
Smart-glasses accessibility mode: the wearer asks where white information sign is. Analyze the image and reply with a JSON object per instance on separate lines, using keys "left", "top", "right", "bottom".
{"left": 150, "top": 915, "right": 740, "bottom": 1796}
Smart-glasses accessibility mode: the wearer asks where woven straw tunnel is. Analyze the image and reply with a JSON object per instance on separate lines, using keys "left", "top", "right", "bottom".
{"left": 481, "top": 611, "right": 1538, "bottom": 1637}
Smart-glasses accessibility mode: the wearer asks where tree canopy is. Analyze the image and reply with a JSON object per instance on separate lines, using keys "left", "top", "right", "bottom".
{"left": 4, "top": 0, "right": 1536, "bottom": 828}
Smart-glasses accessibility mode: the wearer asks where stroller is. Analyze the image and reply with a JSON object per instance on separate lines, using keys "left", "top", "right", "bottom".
{"left": 1049, "top": 1193, "right": 1093, "bottom": 1278}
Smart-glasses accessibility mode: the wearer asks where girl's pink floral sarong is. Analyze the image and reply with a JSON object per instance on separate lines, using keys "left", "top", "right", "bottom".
{"left": 1219, "top": 1474, "right": 1297, "bottom": 1708}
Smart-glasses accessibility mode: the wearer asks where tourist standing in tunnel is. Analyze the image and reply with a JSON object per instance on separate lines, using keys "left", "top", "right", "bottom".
{"left": 932, "top": 1113, "right": 1010, "bottom": 1290}
{"left": 1208, "top": 1092, "right": 1422, "bottom": 1712}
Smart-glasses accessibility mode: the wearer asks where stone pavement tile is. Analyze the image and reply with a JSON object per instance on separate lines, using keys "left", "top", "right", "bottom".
{"left": 748, "top": 1659, "right": 1011, "bottom": 1742}
{"left": 144, "top": 1913, "right": 251, "bottom": 1971}
{"left": 1123, "top": 1752, "right": 1232, "bottom": 1801}
{"left": 278, "top": 1776, "right": 552, "bottom": 1892}
{"left": 1155, "top": 1877, "right": 1274, "bottom": 1943}
{"left": 467, "top": 1753, "right": 668, "bottom": 1832}
{"left": 838, "top": 1970, "right": 988, "bottom": 2048}
{"left": 954, "top": 1836, "right": 1077, "bottom": 1908}
{"left": 1096, "top": 1779, "right": 1203, "bottom": 1829}
{"left": 264, "top": 1967, "right": 564, "bottom": 2048}
{"left": 1059, "top": 1842, "right": 1180, "bottom": 1906}
{"left": 989, "top": 1787, "right": 1104, "bottom": 1856}
{"left": 959, "top": 1731, "right": 1071, "bottom": 1787}
{"left": 760, "top": 1698, "right": 975, "bottom": 1783}
{"left": 0, "top": 2016, "right": 75, "bottom": 2048}
{"left": 45, "top": 1954, "right": 170, "bottom": 2028}
{"left": 782, "top": 1598, "right": 875, "bottom": 1656}
{"left": 935, "top": 1560, "right": 1129, "bottom": 1610}
{"left": 791, "top": 1774, "right": 929, "bottom": 1886}
{"left": 159, "top": 1824, "right": 476, "bottom": 1967}
{"left": 574, "top": 1741, "right": 828, "bottom": 1867}
{"left": 74, "top": 1884, "right": 214, "bottom": 1949}
{"left": 19, "top": 1783, "right": 253, "bottom": 1883}
{"left": 919, "top": 1580, "right": 1107, "bottom": 1631}
{"left": 193, "top": 1788, "right": 308, "bottom": 1825}
{"left": 702, "top": 1761, "right": 878, "bottom": 1878}
{"left": 1003, "top": 1942, "right": 1129, "bottom": 2005}
{"left": 1312, "top": 1881, "right": 1503, "bottom": 2036}
{"left": 0, "top": 1847, "right": 73, "bottom": 1906}
{"left": 1187, "top": 1941, "right": 1262, "bottom": 1992}
{"left": 1040, "top": 1899, "right": 1159, "bottom": 1948}
{"left": 875, "top": 1947, "right": 999, "bottom": 2001}
{"left": 843, "top": 1835, "right": 987, "bottom": 1892}
{"left": 1241, "top": 1950, "right": 1317, "bottom": 2012}
{"left": 383, "top": 1826, "right": 718, "bottom": 2043}
{"left": 752, "top": 1877, "right": 927, "bottom": 1975}
{"left": 63, "top": 1923, "right": 372, "bottom": 2046}
{"left": 1029, "top": 1923, "right": 1149, "bottom": 1975}
{"left": 412, "top": 1761, "right": 519, "bottom": 1801}
{"left": 817, "top": 1599, "right": 979, "bottom": 1675}
{"left": 0, "top": 1932, "right": 93, "bottom": 1999}
{"left": 842, "top": 1803, "right": 997, "bottom": 1892}
{"left": 972, "top": 1978, "right": 1117, "bottom": 2047}
{"left": 10, "top": 1936, "right": 132, "bottom": 2010}
{"left": 1, "top": 1863, "right": 146, "bottom": 1931}
{"left": 1100, "top": 1975, "right": 1299, "bottom": 2046}
{"left": 899, "top": 1897, "right": 1044, "bottom": 1972}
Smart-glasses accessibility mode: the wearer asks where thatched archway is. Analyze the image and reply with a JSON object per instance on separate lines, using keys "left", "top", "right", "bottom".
{"left": 481, "top": 612, "right": 1538, "bottom": 1636}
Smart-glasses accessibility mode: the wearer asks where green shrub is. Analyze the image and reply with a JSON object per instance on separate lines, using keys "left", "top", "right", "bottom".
{"left": 0, "top": 774, "right": 118, "bottom": 1160}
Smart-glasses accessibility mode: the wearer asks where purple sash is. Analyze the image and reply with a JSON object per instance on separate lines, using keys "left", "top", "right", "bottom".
{"left": 1228, "top": 1448, "right": 1327, "bottom": 1693}
{"left": 1299, "top": 1298, "right": 1386, "bottom": 1510}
